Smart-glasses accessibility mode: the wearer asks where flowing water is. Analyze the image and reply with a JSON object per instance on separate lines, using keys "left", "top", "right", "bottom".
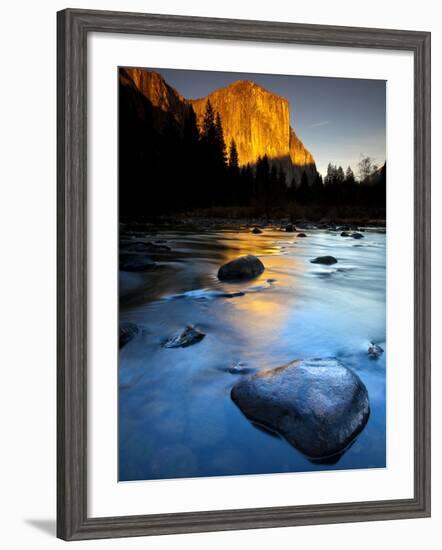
{"left": 119, "top": 224, "right": 386, "bottom": 481}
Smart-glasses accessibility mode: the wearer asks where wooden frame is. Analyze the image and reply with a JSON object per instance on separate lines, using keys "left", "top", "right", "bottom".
{"left": 57, "top": 8, "right": 431, "bottom": 541}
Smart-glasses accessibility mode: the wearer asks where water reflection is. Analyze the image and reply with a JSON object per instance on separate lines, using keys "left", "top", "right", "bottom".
{"left": 119, "top": 226, "right": 386, "bottom": 481}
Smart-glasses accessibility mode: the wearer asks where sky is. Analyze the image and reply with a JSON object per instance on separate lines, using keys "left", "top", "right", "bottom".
{"left": 151, "top": 67, "right": 386, "bottom": 178}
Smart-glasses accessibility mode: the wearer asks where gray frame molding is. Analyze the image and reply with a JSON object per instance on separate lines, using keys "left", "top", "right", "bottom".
{"left": 57, "top": 8, "right": 431, "bottom": 541}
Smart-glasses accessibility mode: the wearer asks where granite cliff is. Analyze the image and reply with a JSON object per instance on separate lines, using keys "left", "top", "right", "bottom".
{"left": 120, "top": 67, "right": 317, "bottom": 185}
{"left": 190, "top": 80, "right": 316, "bottom": 183}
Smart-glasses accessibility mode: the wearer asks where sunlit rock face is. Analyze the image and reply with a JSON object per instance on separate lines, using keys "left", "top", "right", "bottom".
{"left": 190, "top": 81, "right": 290, "bottom": 168}
{"left": 121, "top": 67, "right": 189, "bottom": 126}
{"left": 121, "top": 68, "right": 317, "bottom": 184}
{"left": 190, "top": 80, "right": 316, "bottom": 184}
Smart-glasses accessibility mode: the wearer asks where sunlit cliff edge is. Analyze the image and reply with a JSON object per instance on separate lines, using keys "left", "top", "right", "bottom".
{"left": 120, "top": 67, "right": 317, "bottom": 184}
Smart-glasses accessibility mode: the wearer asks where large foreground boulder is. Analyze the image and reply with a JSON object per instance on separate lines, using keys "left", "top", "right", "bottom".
{"left": 218, "top": 255, "right": 264, "bottom": 281}
{"left": 231, "top": 358, "right": 370, "bottom": 459}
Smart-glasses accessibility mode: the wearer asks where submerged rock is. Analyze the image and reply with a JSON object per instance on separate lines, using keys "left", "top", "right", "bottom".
{"left": 310, "top": 255, "right": 338, "bottom": 265}
{"left": 352, "top": 232, "right": 364, "bottom": 239}
{"left": 251, "top": 227, "right": 262, "bottom": 234}
{"left": 228, "top": 361, "right": 255, "bottom": 375}
{"left": 340, "top": 231, "right": 350, "bottom": 237}
{"left": 166, "top": 288, "right": 245, "bottom": 300}
{"left": 368, "top": 342, "right": 384, "bottom": 359}
{"left": 119, "top": 322, "right": 140, "bottom": 349}
{"left": 218, "top": 255, "right": 265, "bottom": 281}
{"left": 221, "top": 291, "right": 246, "bottom": 298}
{"left": 119, "top": 254, "right": 156, "bottom": 272}
{"left": 297, "top": 232, "right": 307, "bottom": 237}
{"left": 231, "top": 358, "right": 370, "bottom": 459}
{"left": 162, "top": 325, "right": 205, "bottom": 348}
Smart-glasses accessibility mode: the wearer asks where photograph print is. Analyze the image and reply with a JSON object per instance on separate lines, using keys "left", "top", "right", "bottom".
{"left": 118, "top": 66, "right": 386, "bottom": 482}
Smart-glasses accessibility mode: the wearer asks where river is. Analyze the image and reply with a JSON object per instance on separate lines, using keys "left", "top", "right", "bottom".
{"left": 118, "top": 223, "right": 386, "bottom": 481}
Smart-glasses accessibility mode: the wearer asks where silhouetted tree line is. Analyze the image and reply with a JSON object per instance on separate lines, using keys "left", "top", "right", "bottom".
{"left": 289, "top": 161, "right": 386, "bottom": 209}
{"left": 119, "top": 79, "right": 386, "bottom": 219}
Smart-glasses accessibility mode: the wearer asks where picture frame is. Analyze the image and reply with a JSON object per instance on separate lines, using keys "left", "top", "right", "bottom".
{"left": 57, "top": 8, "right": 431, "bottom": 541}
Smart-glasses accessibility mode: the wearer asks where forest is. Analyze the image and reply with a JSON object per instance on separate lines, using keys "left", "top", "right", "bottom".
{"left": 119, "top": 80, "right": 386, "bottom": 222}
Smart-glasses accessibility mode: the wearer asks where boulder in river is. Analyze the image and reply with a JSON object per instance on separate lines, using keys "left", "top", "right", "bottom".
{"left": 231, "top": 358, "right": 370, "bottom": 459}
{"left": 310, "top": 255, "right": 338, "bottom": 265}
{"left": 352, "top": 232, "right": 364, "bottom": 239}
{"left": 162, "top": 325, "right": 205, "bottom": 348}
{"left": 340, "top": 231, "right": 350, "bottom": 237}
{"left": 368, "top": 342, "right": 384, "bottom": 359}
{"left": 119, "top": 254, "right": 156, "bottom": 272}
{"left": 119, "top": 322, "right": 140, "bottom": 349}
{"left": 251, "top": 227, "right": 263, "bottom": 234}
{"left": 218, "top": 255, "right": 265, "bottom": 281}
{"left": 297, "top": 232, "right": 307, "bottom": 237}
{"left": 285, "top": 223, "right": 295, "bottom": 232}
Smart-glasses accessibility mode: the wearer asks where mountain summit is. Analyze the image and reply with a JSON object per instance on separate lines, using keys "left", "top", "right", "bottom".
{"left": 190, "top": 79, "right": 316, "bottom": 184}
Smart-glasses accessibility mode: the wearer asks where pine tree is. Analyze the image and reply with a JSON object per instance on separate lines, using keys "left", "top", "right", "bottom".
{"left": 336, "top": 166, "right": 345, "bottom": 185}
{"left": 182, "top": 106, "right": 201, "bottom": 208}
{"left": 183, "top": 105, "right": 199, "bottom": 144}
{"left": 202, "top": 100, "right": 216, "bottom": 144}
{"left": 214, "top": 112, "right": 227, "bottom": 167}
{"left": 228, "top": 139, "right": 239, "bottom": 173}
{"left": 324, "top": 163, "right": 334, "bottom": 185}
{"left": 200, "top": 100, "right": 220, "bottom": 205}
{"left": 226, "top": 138, "right": 239, "bottom": 205}
{"left": 345, "top": 166, "right": 355, "bottom": 185}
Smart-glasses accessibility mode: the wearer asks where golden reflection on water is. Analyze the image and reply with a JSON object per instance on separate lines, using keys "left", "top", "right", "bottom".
{"left": 217, "top": 230, "right": 288, "bottom": 263}
{"left": 217, "top": 229, "right": 306, "bottom": 344}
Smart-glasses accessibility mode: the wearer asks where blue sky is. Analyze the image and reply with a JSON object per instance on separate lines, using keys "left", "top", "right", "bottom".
{"left": 150, "top": 67, "right": 386, "bottom": 178}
